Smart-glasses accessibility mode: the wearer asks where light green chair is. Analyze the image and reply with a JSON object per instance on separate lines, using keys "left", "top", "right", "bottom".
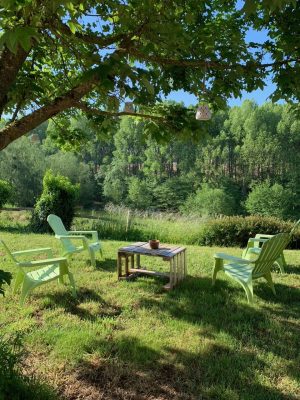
{"left": 0, "top": 239, "right": 76, "bottom": 305}
{"left": 212, "top": 233, "right": 290, "bottom": 303}
{"left": 242, "top": 219, "right": 300, "bottom": 273}
{"left": 47, "top": 214, "right": 102, "bottom": 267}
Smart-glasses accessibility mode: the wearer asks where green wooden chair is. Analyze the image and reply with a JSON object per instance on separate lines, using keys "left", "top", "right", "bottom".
{"left": 47, "top": 214, "right": 102, "bottom": 267}
{"left": 0, "top": 239, "right": 76, "bottom": 305}
{"left": 242, "top": 219, "right": 300, "bottom": 273}
{"left": 212, "top": 233, "right": 290, "bottom": 303}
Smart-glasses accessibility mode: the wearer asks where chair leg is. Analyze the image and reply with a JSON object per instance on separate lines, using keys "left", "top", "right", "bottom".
{"left": 264, "top": 271, "right": 276, "bottom": 296}
{"left": 212, "top": 258, "right": 223, "bottom": 286}
{"left": 13, "top": 271, "right": 24, "bottom": 294}
{"left": 240, "top": 281, "right": 254, "bottom": 303}
{"left": 89, "top": 248, "right": 96, "bottom": 267}
{"left": 19, "top": 280, "right": 35, "bottom": 305}
{"left": 68, "top": 271, "right": 76, "bottom": 297}
{"left": 276, "top": 253, "right": 286, "bottom": 273}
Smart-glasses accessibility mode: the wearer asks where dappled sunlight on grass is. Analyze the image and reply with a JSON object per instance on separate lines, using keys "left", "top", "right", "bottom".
{"left": 0, "top": 230, "right": 299, "bottom": 399}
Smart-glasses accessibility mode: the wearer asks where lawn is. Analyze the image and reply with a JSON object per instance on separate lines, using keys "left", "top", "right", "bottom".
{"left": 0, "top": 230, "right": 300, "bottom": 400}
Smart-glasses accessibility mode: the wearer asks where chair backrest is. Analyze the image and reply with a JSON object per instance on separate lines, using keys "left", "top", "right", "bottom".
{"left": 0, "top": 239, "right": 17, "bottom": 264}
{"left": 290, "top": 219, "right": 300, "bottom": 236}
{"left": 253, "top": 233, "right": 290, "bottom": 276}
{"left": 47, "top": 214, "right": 76, "bottom": 253}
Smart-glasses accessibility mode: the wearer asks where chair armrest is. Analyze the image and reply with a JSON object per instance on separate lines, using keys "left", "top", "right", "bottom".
{"left": 248, "top": 238, "right": 269, "bottom": 244}
{"left": 18, "top": 257, "right": 67, "bottom": 267}
{"left": 56, "top": 235, "right": 87, "bottom": 240}
{"left": 12, "top": 247, "right": 53, "bottom": 258}
{"left": 68, "top": 231, "right": 99, "bottom": 241}
{"left": 255, "top": 234, "right": 274, "bottom": 239}
{"left": 214, "top": 253, "right": 251, "bottom": 264}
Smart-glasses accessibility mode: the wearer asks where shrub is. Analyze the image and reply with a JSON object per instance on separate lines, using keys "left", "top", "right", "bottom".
{"left": 199, "top": 215, "right": 300, "bottom": 249}
{"left": 0, "top": 180, "right": 12, "bottom": 208}
{"left": 245, "top": 181, "right": 295, "bottom": 220}
{"left": 0, "top": 335, "right": 57, "bottom": 400}
{"left": 0, "top": 270, "right": 12, "bottom": 296}
{"left": 180, "top": 184, "right": 236, "bottom": 217}
{"left": 31, "top": 170, "right": 79, "bottom": 233}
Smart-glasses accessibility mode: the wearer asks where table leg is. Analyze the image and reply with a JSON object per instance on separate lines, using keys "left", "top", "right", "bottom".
{"left": 184, "top": 250, "right": 187, "bottom": 277}
{"left": 136, "top": 254, "right": 141, "bottom": 269}
{"left": 179, "top": 252, "right": 183, "bottom": 281}
{"left": 117, "top": 253, "right": 122, "bottom": 279}
{"left": 125, "top": 255, "right": 129, "bottom": 276}
{"left": 130, "top": 254, "right": 134, "bottom": 270}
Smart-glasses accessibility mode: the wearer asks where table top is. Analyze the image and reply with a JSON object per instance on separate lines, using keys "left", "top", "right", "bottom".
{"left": 118, "top": 242, "right": 186, "bottom": 259}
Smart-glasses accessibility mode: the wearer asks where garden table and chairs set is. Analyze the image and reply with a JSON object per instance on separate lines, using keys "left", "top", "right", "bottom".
{"left": 1, "top": 214, "right": 299, "bottom": 305}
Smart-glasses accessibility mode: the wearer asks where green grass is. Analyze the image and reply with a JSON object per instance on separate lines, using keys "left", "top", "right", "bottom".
{"left": 0, "top": 226, "right": 300, "bottom": 399}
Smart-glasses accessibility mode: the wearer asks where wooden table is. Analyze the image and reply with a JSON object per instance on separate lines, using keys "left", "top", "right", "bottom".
{"left": 117, "top": 242, "right": 187, "bottom": 290}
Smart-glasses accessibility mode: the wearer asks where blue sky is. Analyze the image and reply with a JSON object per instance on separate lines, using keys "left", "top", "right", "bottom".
{"left": 166, "top": 27, "right": 275, "bottom": 108}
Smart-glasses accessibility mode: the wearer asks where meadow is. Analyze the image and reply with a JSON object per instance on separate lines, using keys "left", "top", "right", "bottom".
{"left": 0, "top": 211, "right": 300, "bottom": 400}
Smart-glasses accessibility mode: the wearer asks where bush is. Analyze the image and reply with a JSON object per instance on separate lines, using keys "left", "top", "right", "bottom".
{"left": 180, "top": 184, "right": 236, "bottom": 217}
{"left": 0, "top": 270, "right": 12, "bottom": 296}
{"left": 31, "top": 170, "right": 79, "bottom": 233}
{"left": 199, "top": 215, "right": 300, "bottom": 249}
{"left": 0, "top": 180, "right": 12, "bottom": 208}
{"left": 0, "top": 335, "right": 57, "bottom": 400}
{"left": 245, "top": 181, "right": 295, "bottom": 220}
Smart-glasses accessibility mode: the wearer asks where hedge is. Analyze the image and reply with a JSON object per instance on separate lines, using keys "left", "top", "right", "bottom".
{"left": 199, "top": 216, "right": 300, "bottom": 249}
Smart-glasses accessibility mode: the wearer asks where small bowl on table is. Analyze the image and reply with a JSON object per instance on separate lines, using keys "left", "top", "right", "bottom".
{"left": 149, "top": 239, "right": 160, "bottom": 249}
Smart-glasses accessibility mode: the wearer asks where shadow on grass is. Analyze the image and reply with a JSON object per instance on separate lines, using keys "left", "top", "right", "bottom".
{"left": 37, "top": 287, "right": 122, "bottom": 321}
{"left": 51, "top": 274, "right": 300, "bottom": 399}
{"left": 0, "top": 224, "right": 30, "bottom": 234}
{"left": 95, "top": 258, "right": 116, "bottom": 272}
{"left": 66, "top": 335, "right": 296, "bottom": 400}
{"left": 284, "top": 264, "right": 300, "bottom": 275}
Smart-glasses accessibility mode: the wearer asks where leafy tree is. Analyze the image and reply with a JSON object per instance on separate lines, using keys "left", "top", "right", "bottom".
{"left": 245, "top": 181, "right": 295, "bottom": 220}
{"left": 31, "top": 170, "right": 79, "bottom": 233}
{"left": 0, "top": 137, "right": 45, "bottom": 206}
{"left": 0, "top": 0, "right": 299, "bottom": 150}
{"left": 0, "top": 180, "right": 12, "bottom": 208}
{"left": 180, "top": 184, "right": 236, "bottom": 217}
{"left": 127, "top": 177, "right": 152, "bottom": 209}
{"left": 47, "top": 151, "right": 95, "bottom": 207}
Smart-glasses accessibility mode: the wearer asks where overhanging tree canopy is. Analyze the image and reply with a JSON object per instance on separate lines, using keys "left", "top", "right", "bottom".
{"left": 0, "top": 0, "right": 299, "bottom": 150}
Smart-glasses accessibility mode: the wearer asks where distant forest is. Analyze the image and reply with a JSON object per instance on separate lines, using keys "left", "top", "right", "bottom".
{"left": 0, "top": 100, "right": 299, "bottom": 220}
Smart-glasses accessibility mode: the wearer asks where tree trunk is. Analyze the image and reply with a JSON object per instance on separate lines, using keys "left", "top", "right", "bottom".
{"left": 0, "top": 46, "right": 30, "bottom": 117}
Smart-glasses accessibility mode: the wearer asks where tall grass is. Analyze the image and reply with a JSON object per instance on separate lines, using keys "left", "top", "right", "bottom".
{"left": 74, "top": 204, "right": 207, "bottom": 244}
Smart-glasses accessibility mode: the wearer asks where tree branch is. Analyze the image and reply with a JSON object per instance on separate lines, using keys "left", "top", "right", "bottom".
{"left": 76, "top": 101, "right": 166, "bottom": 122}
{"left": 123, "top": 48, "right": 300, "bottom": 71}
{"left": 50, "top": 20, "right": 131, "bottom": 48}
{"left": 0, "top": 79, "right": 97, "bottom": 151}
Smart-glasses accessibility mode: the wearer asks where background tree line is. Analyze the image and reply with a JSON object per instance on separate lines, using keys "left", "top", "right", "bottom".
{"left": 0, "top": 100, "right": 299, "bottom": 220}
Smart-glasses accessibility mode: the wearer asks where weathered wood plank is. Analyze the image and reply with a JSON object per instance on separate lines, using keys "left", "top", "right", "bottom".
{"left": 129, "top": 268, "right": 169, "bottom": 278}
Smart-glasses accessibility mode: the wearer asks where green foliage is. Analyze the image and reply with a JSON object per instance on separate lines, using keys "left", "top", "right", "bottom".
{"left": 127, "top": 178, "right": 152, "bottom": 209}
{"left": 31, "top": 170, "right": 79, "bottom": 233}
{"left": 0, "top": 180, "right": 12, "bottom": 208}
{"left": 2, "top": 0, "right": 300, "bottom": 152}
{"left": 245, "top": 181, "right": 295, "bottom": 219}
{"left": 181, "top": 185, "right": 236, "bottom": 217}
{"left": 0, "top": 137, "right": 45, "bottom": 206}
{"left": 200, "top": 215, "right": 299, "bottom": 248}
{"left": 0, "top": 269, "right": 12, "bottom": 296}
{"left": 0, "top": 335, "right": 57, "bottom": 400}
{"left": 47, "top": 151, "right": 95, "bottom": 208}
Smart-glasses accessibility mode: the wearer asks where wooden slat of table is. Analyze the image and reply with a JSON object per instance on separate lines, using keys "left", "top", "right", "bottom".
{"left": 118, "top": 242, "right": 186, "bottom": 259}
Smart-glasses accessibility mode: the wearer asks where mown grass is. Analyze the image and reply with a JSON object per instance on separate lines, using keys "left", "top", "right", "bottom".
{"left": 0, "top": 222, "right": 300, "bottom": 399}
